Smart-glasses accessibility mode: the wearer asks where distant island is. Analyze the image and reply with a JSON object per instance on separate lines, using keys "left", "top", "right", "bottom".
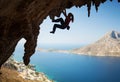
{"left": 38, "top": 48, "right": 70, "bottom": 54}
{"left": 72, "top": 30, "right": 120, "bottom": 56}
{"left": 38, "top": 30, "right": 120, "bottom": 57}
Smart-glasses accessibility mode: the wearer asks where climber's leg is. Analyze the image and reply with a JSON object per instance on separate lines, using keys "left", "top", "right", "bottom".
{"left": 52, "top": 18, "right": 64, "bottom": 24}
{"left": 50, "top": 24, "right": 63, "bottom": 34}
{"left": 67, "top": 26, "right": 70, "bottom": 30}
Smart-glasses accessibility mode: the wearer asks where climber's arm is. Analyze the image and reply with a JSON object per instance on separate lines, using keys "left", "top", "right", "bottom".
{"left": 62, "top": 9, "right": 67, "bottom": 17}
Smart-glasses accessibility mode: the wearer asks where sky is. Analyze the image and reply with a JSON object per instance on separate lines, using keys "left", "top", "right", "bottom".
{"left": 33, "top": 1, "right": 120, "bottom": 46}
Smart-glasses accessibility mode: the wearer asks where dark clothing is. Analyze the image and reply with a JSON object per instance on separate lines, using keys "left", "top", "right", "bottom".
{"left": 51, "top": 18, "right": 70, "bottom": 33}
{"left": 65, "top": 16, "right": 71, "bottom": 26}
{"left": 52, "top": 18, "right": 66, "bottom": 28}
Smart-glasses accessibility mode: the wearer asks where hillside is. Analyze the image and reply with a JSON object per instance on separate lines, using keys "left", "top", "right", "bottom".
{"left": 0, "top": 67, "right": 40, "bottom": 82}
{"left": 72, "top": 31, "right": 120, "bottom": 56}
{"left": 0, "top": 58, "right": 52, "bottom": 82}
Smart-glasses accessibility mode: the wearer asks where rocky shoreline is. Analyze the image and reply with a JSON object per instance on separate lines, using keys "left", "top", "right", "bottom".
{"left": 38, "top": 31, "right": 120, "bottom": 57}
{"left": 71, "top": 31, "right": 120, "bottom": 57}
{"left": 38, "top": 48, "right": 120, "bottom": 57}
{"left": 38, "top": 48, "right": 70, "bottom": 54}
{"left": 3, "top": 57, "right": 53, "bottom": 82}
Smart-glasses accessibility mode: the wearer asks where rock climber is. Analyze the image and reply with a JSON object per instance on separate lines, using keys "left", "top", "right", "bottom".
{"left": 50, "top": 9, "right": 74, "bottom": 34}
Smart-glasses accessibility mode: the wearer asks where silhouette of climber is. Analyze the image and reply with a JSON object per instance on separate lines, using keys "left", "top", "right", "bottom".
{"left": 50, "top": 9, "right": 74, "bottom": 34}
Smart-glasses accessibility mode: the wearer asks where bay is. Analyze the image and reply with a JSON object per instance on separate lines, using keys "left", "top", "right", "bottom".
{"left": 13, "top": 43, "right": 120, "bottom": 82}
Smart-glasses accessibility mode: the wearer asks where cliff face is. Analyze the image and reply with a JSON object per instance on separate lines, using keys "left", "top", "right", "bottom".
{"left": 72, "top": 31, "right": 120, "bottom": 56}
{"left": 0, "top": 0, "right": 119, "bottom": 67}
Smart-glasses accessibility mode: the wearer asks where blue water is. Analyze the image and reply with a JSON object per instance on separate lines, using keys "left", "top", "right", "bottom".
{"left": 13, "top": 43, "right": 120, "bottom": 82}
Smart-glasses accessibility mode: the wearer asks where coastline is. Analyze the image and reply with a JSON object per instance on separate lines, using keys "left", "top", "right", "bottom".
{"left": 37, "top": 48, "right": 120, "bottom": 57}
{"left": 71, "top": 52, "right": 120, "bottom": 57}
{"left": 3, "top": 57, "right": 53, "bottom": 82}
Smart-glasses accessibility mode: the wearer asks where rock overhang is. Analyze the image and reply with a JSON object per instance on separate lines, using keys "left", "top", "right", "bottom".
{"left": 0, "top": 0, "right": 119, "bottom": 66}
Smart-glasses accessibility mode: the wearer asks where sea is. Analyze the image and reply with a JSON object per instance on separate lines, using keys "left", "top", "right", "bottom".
{"left": 13, "top": 42, "right": 120, "bottom": 82}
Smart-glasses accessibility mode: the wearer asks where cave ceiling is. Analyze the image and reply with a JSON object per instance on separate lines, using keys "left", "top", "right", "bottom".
{"left": 0, "top": 0, "right": 119, "bottom": 67}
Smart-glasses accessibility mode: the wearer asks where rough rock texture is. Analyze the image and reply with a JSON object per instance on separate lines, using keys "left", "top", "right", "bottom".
{"left": 0, "top": 58, "right": 52, "bottom": 82}
{"left": 72, "top": 31, "right": 120, "bottom": 56}
{"left": 0, "top": 67, "right": 48, "bottom": 82}
{"left": 0, "top": 0, "right": 120, "bottom": 67}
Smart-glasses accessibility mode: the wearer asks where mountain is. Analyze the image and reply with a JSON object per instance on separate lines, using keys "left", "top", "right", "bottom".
{"left": 72, "top": 31, "right": 120, "bottom": 56}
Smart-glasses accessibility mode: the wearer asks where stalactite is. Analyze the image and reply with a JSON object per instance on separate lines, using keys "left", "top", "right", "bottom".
{"left": 0, "top": 0, "right": 119, "bottom": 67}
{"left": 87, "top": 1, "right": 91, "bottom": 17}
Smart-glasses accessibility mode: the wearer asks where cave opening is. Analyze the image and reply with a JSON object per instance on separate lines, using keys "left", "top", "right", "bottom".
{"left": 0, "top": 0, "right": 120, "bottom": 73}
{"left": 38, "top": 0, "right": 120, "bottom": 49}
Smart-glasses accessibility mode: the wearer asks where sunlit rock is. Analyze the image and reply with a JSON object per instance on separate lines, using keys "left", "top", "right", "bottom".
{"left": 0, "top": 0, "right": 119, "bottom": 67}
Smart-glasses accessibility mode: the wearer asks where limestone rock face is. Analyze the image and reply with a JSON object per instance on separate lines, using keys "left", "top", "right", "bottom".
{"left": 72, "top": 31, "right": 120, "bottom": 56}
{"left": 0, "top": 0, "right": 119, "bottom": 66}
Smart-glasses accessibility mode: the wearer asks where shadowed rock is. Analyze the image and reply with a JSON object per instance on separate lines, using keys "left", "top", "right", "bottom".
{"left": 0, "top": 0, "right": 119, "bottom": 67}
